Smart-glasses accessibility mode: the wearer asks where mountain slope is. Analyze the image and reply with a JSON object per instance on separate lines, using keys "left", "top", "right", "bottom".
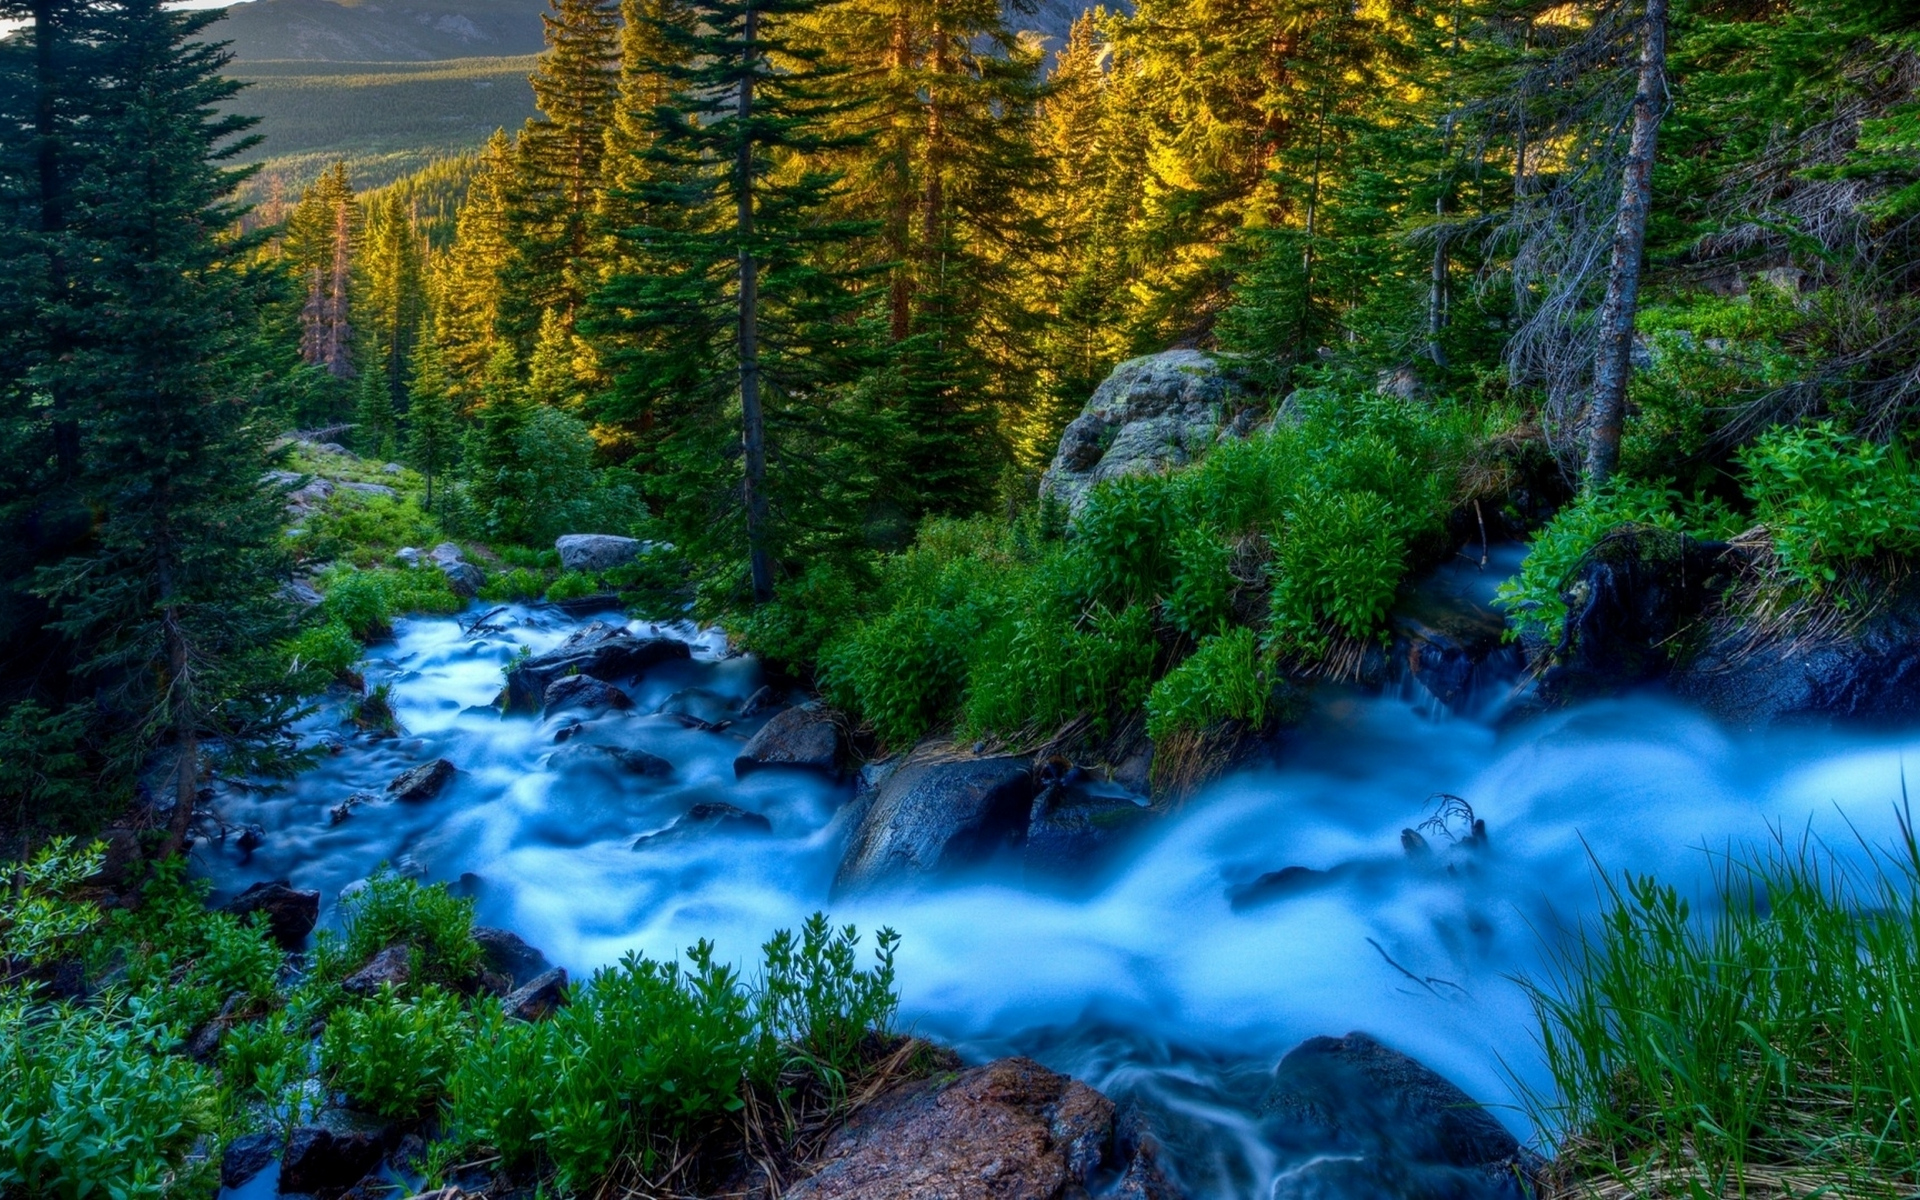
{"left": 211, "top": 0, "right": 545, "bottom": 63}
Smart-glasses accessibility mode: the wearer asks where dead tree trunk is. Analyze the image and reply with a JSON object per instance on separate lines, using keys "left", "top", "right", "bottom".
{"left": 1583, "top": 0, "right": 1668, "bottom": 489}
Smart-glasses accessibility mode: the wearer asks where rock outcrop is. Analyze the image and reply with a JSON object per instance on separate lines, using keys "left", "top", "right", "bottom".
{"left": 473, "top": 926, "right": 552, "bottom": 995}
{"left": 785, "top": 1057, "right": 1119, "bottom": 1200}
{"left": 503, "top": 621, "right": 690, "bottom": 713}
{"left": 542, "top": 674, "right": 633, "bottom": 715}
{"left": 834, "top": 755, "right": 1034, "bottom": 892}
{"left": 734, "top": 703, "right": 845, "bottom": 780}
{"left": 1261, "top": 1032, "right": 1537, "bottom": 1199}
{"left": 387, "top": 758, "right": 457, "bottom": 802}
{"left": 1039, "top": 350, "right": 1252, "bottom": 517}
{"left": 280, "top": 1107, "right": 397, "bottom": 1193}
{"left": 219, "top": 880, "right": 321, "bottom": 950}
{"left": 555, "top": 533, "right": 647, "bottom": 573}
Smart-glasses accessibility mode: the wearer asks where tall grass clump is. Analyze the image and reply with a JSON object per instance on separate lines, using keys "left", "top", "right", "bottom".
{"left": 1527, "top": 820, "right": 1920, "bottom": 1198}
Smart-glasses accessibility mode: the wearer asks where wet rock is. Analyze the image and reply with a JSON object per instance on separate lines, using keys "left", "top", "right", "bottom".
{"left": 834, "top": 755, "right": 1034, "bottom": 893}
{"left": 734, "top": 702, "right": 844, "bottom": 780}
{"left": 1229, "top": 865, "right": 1331, "bottom": 909}
{"left": 341, "top": 944, "right": 411, "bottom": 997}
{"left": 633, "top": 801, "right": 773, "bottom": 848}
{"left": 235, "top": 823, "right": 266, "bottom": 853}
{"left": 219, "top": 880, "right": 320, "bottom": 950}
{"left": 1040, "top": 350, "right": 1253, "bottom": 517}
{"left": 1673, "top": 586, "right": 1920, "bottom": 727}
{"left": 281, "top": 578, "right": 325, "bottom": 608}
{"left": 473, "top": 927, "right": 551, "bottom": 993}
{"left": 186, "top": 991, "right": 247, "bottom": 1061}
{"left": 740, "top": 684, "right": 777, "bottom": 717}
{"left": 1530, "top": 526, "right": 1733, "bottom": 701}
{"left": 555, "top": 533, "right": 645, "bottom": 573}
{"left": 429, "top": 542, "right": 465, "bottom": 566}
{"left": 280, "top": 1107, "right": 395, "bottom": 1193}
{"left": 1024, "top": 786, "right": 1153, "bottom": 874}
{"left": 657, "top": 687, "right": 735, "bottom": 728}
{"left": 542, "top": 673, "right": 633, "bottom": 715}
{"left": 221, "top": 1130, "right": 279, "bottom": 1188}
{"left": 387, "top": 758, "right": 456, "bottom": 802}
{"left": 1111, "top": 746, "right": 1153, "bottom": 795}
{"left": 551, "top": 741, "right": 673, "bottom": 777}
{"left": 504, "top": 621, "right": 691, "bottom": 713}
{"left": 1260, "top": 1032, "right": 1534, "bottom": 1196}
{"left": 330, "top": 791, "right": 375, "bottom": 825}
{"left": 503, "top": 967, "right": 569, "bottom": 1021}
{"left": 785, "top": 1057, "right": 1115, "bottom": 1200}
{"left": 440, "top": 560, "right": 485, "bottom": 598}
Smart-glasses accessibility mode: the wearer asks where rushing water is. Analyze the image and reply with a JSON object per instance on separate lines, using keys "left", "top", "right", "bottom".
{"left": 199, "top": 582, "right": 1920, "bottom": 1198}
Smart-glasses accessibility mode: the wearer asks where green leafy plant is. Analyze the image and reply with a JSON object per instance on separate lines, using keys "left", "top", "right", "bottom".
{"left": 1737, "top": 422, "right": 1920, "bottom": 590}
{"left": 279, "top": 618, "right": 364, "bottom": 694}
{"left": 1146, "top": 627, "right": 1271, "bottom": 742}
{"left": 319, "top": 566, "right": 463, "bottom": 639}
{"left": 478, "top": 566, "right": 546, "bottom": 603}
{"left": 1163, "top": 525, "right": 1236, "bottom": 638}
{"left": 323, "top": 870, "right": 480, "bottom": 990}
{"left": 545, "top": 570, "right": 602, "bottom": 602}
{"left": 1495, "top": 480, "right": 1688, "bottom": 644}
{"left": 321, "top": 984, "right": 471, "bottom": 1119}
{"left": 1266, "top": 490, "right": 1405, "bottom": 659}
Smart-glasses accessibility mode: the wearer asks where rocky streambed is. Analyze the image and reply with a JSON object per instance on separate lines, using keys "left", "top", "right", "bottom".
{"left": 197, "top": 578, "right": 1920, "bottom": 1199}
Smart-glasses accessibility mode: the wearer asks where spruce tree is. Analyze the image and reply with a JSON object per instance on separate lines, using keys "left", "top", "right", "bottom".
{"left": 359, "top": 186, "right": 426, "bottom": 431}
{"left": 405, "top": 319, "right": 460, "bottom": 512}
{"left": 506, "top": 0, "right": 620, "bottom": 349}
{"left": 30, "top": 0, "right": 294, "bottom": 853}
{"left": 589, "top": 0, "right": 882, "bottom": 602}
{"left": 441, "top": 130, "right": 516, "bottom": 400}
{"left": 283, "top": 161, "right": 357, "bottom": 379}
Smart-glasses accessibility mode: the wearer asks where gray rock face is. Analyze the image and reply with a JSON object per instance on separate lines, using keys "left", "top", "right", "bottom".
{"left": 341, "top": 944, "right": 412, "bottom": 996}
{"left": 220, "top": 1130, "right": 278, "bottom": 1188}
{"left": 504, "top": 621, "right": 691, "bottom": 713}
{"left": 503, "top": 967, "right": 569, "bottom": 1021}
{"left": 784, "top": 1056, "right": 1118, "bottom": 1200}
{"left": 338, "top": 481, "right": 397, "bottom": 498}
{"left": 734, "top": 703, "right": 844, "bottom": 780}
{"left": 555, "top": 533, "right": 646, "bottom": 573}
{"left": 387, "top": 758, "right": 456, "bottom": 802}
{"left": 542, "top": 674, "right": 633, "bottom": 715}
{"left": 1261, "top": 1032, "right": 1536, "bottom": 1199}
{"left": 1024, "top": 786, "right": 1153, "bottom": 875}
{"left": 1039, "top": 350, "right": 1251, "bottom": 516}
{"left": 835, "top": 756, "right": 1034, "bottom": 892}
{"left": 219, "top": 880, "right": 320, "bottom": 950}
{"left": 1674, "top": 587, "right": 1920, "bottom": 727}
{"left": 440, "top": 560, "right": 485, "bottom": 597}
{"left": 473, "top": 927, "right": 551, "bottom": 994}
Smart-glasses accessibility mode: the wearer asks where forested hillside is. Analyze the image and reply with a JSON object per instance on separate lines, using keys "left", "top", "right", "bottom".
{"left": 6, "top": 0, "right": 1920, "bottom": 1195}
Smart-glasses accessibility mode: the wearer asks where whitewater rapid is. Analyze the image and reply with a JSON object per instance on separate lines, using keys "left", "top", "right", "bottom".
{"left": 199, "top": 598, "right": 1920, "bottom": 1197}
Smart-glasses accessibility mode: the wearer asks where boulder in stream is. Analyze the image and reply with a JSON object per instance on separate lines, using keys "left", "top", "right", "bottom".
{"left": 219, "top": 879, "right": 320, "bottom": 950}
{"left": 543, "top": 673, "right": 633, "bottom": 715}
{"left": 473, "top": 926, "right": 552, "bottom": 995}
{"left": 504, "top": 621, "right": 690, "bottom": 713}
{"left": 633, "top": 801, "right": 773, "bottom": 848}
{"left": 503, "top": 966, "right": 569, "bottom": 1020}
{"left": 280, "top": 1107, "right": 396, "bottom": 1193}
{"left": 1024, "top": 785, "right": 1154, "bottom": 875}
{"left": 386, "top": 758, "right": 456, "bottom": 802}
{"left": 551, "top": 741, "right": 673, "bottom": 777}
{"left": 834, "top": 755, "right": 1034, "bottom": 893}
{"left": 220, "top": 1130, "right": 278, "bottom": 1188}
{"left": 341, "top": 944, "right": 411, "bottom": 996}
{"left": 784, "top": 1056, "right": 1117, "bottom": 1200}
{"left": 1261, "top": 1032, "right": 1538, "bottom": 1198}
{"left": 735, "top": 702, "right": 845, "bottom": 780}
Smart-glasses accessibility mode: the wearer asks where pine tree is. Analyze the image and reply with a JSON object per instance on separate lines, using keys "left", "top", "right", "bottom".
{"left": 441, "top": 129, "right": 516, "bottom": 401}
{"left": 30, "top": 0, "right": 294, "bottom": 853}
{"left": 588, "top": 0, "right": 883, "bottom": 602}
{"left": 283, "top": 162, "right": 357, "bottom": 378}
{"left": 405, "top": 318, "right": 460, "bottom": 511}
{"left": 358, "top": 186, "right": 426, "bottom": 433}
{"left": 506, "top": 0, "right": 620, "bottom": 350}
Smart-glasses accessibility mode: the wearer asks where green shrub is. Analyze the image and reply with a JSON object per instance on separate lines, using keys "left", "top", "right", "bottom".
{"left": 321, "top": 984, "right": 470, "bottom": 1119}
{"left": 963, "top": 594, "right": 1155, "bottom": 739}
{"left": 302, "top": 491, "right": 439, "bottom": 566}
{"left": 0, "top": 995, "right": 221, "bottom": 1200}
{"left": 323, "top": 870, "right": 480, "bottom": 990}
{"left": 319, "top": 566, "right": 463, "bottom": 638}
{"left": 96, "top": 862, "right": 286, "bottom": 1032}
{"left": 448, "top": 916, "right": 899, "bottom": 1186}
{"left": 0, "top": 838, "right": 105, "bottom": 966}
{"left": 478, "top": 566, "right": 545, "bottom": 603}
{"left": 1495, "top": 480, "right": 1690, "bottom": 644}
{"left": 1266, "top": 490, "right": 1406, "bottom": 658}
{"left": 1146, "top": 627, "right": 1271, "bottom": 742}
{"left": 1071, "top": 473, "right": 1179, "bottom": 606}
{"left": 280, "top": 617, "right": 363, "bottom": 694}
{"left": 1163, "top": 526, "right": 1236, "bottom": 639}
{"left": 220, "top": 1015, "right": 310, "bottom": 1112}
{"left": 1737, "top": 422, "right": 1920, "bottom": 589}
{"left": 545, "top": 570, "right": 601, "bottom": 602}
{"left": 1528, "top": 835, "right": 1920, "bottom": 1193}
{"left": 736, "top": 560, "right": 868, "bottom": 672}
{"left": 821, "top": 599, "right": 984, "bottom": 748}
{"left": 0, "top": 704, "right": 95, "bottom": 836}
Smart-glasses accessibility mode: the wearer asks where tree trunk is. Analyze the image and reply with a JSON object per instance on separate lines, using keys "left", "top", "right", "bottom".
{"left": 736, "top": 1, "right": 773, "bottom": 603}
{"left": 1583, "top": 0, "right": 1668, "bottom": 489}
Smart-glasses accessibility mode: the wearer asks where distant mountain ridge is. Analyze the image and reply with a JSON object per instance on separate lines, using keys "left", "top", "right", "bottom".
{"left": 211, "top": 0, "right": 547, "bottom": 63}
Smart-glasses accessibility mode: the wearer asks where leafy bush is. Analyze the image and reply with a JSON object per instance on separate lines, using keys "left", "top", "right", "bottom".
{"left": 1145, "top": 627, "right": 1272, "bottom": 742}
{"left": 1266, "top": 490, "right": 1405, "bottom": 658}
{"left": 321, "top": 984, "right": 470, "bottom": 1119}
{"left": 0, "top": 703, "right": 95, "bottom": 835}
{"left": 735, "top": 560, "right": 867, "bottom": 672}
{"left": 963, "top": 593, "right": 1156, "bottom": 739}
{"left": 453, "top": 400, "right": 643, "bottom": 547}
{"left": 478, "top": 566, "right": 545, "bottom": 603}
{"left": 319, "top": 566, "right": 463, "bottom": 638}
{"left": 96, "top": 862, "right": 286, "bottom": 1031}
{"left": 280, "top": 617, "right": 364, "bottom": 694}
{"left": 322, "top": 870, "right": 480, "bottom": 990}
{"left": 1163, "top": 526, "right": 1236, "bottom": 639}
{"left": 449, "top": 917, "right": 899, "bottom": 1187}
{"left": 545, "top": 570, "right": 601, "bottom": 602}
{"left": 1737, "top": 422, "right": 1920, "bottom": 589}
{"left": 302, "top": 491, "right": 439, "bottom": 566}
{"left": 1495, "top": 480, "right": 1691, "bottom": 644}
{"left": 0, "top": 995, "right": 221, "bottom": 1200}
{"left": 1071, "top": 473, "right": 1179, "bottom": 607}
{"left": 221, "top": 1015, "right": 310, "bottom": 1113}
